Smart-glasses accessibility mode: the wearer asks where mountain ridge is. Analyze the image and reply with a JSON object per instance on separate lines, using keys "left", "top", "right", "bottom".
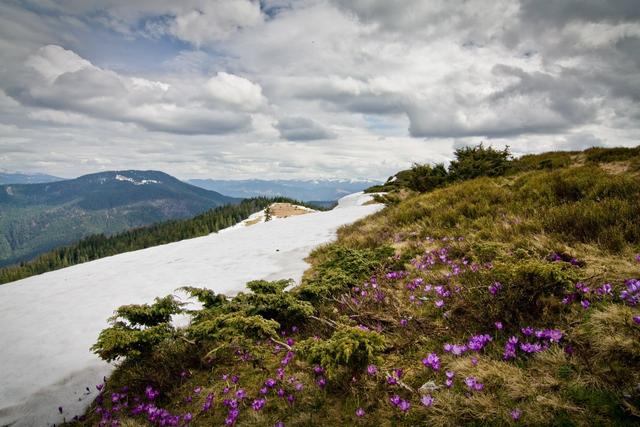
{"left": 0, "top": 172, "right": 63, "bottom": 185}
{"left": 0, "top": 170, "right": 238, "bottom": 266}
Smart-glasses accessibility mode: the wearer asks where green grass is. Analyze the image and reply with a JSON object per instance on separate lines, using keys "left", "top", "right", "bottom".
{"left": 71, "top": 147, "right": 640, "bottom": 426}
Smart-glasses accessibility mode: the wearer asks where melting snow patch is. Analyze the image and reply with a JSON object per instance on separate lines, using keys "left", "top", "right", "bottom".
{"left": 115, "top": 174, "right": 160, "bottom": 185}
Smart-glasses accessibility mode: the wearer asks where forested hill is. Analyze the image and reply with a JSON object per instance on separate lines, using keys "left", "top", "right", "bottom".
{"left": 0, "top": 196, "right": 316, "bottom": 284}
{"left": 0, "top": 170, "right": 238, "bottom": 267}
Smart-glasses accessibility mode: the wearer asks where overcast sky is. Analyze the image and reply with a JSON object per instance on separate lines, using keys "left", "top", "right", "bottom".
{"left": 0, "top": 0, "right": 638, "bottom": 180}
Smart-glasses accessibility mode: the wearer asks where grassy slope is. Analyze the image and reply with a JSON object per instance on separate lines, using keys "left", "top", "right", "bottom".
{"left": 75, "top": 150, "right": 640, "bottom": 426}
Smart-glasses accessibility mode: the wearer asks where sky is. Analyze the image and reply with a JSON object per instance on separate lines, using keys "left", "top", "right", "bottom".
{"left": 0, "top": 0, "right": 638, "bottom": 180}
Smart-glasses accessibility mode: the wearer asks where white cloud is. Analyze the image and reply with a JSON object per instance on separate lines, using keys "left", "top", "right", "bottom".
{"left": 168, "top": 0, "right": 263, "bottom": 46}
{"left": 0, "top": 0, "right": 639, "bottom": 180}
{"left": 11, "top": 45, "right": 263, "bottom": 135}
{"left": 204, "top": 72, "right": 266, "bottom": 111}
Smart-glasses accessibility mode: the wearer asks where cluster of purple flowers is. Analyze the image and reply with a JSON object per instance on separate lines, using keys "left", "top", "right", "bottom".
{"left": 468, "top": 334, "right": 492, "bottom": 351}
{"left": 504, "top": 327, "right": 563, "bottom": 360}
{"left": 443, "top": 334, "right": 492, "bottom": 357}
{"left": 312, "top": 365, "right": 327, "bottom": 389}
{"left": 548, "top": 252, "right": 582, "bottom": 266}
{"left": 503, "top": 336, "right": 519, "bottom": 360}
{"left": 92, "top": 382, "right": 195, "bottom": 427}
{"left": 385, "top": 271, "right": 408, "bottom": 280}
{"left": 464, "top": 376, "right": 484, "bottom": 392}
{"left": 422, "top": 353, "right": 440, "bottom": 371}
{"left": 563, "top": 281, "right": 620, "bottom": 309}
{"left": 201, "top": 392, "right": 214, "bottom": 412}
{"left": 445, "top": 371, "right": 455, "bottom": 388}
{"left": 251, "top": 398, "right": 266, "bottom": 411}
{"left": 443, "top": 343, "right": 468, "bottom": 356}
{"left": 389, "top": 395, "right": 411, "bottom": 412}
{"left": 621, "top": 279, "right": 640, "bottom": 306}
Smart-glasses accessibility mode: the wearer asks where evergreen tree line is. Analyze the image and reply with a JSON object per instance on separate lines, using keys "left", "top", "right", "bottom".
{"left": 366, "top": 144, "right": 512, "bottom": 194}
{"left": 0, "top": 197, "right": 319, "bottom": 284}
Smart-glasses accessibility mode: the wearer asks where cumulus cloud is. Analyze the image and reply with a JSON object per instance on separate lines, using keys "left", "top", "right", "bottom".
{"left": 167, "top": 0, "right": 262, "bottom": 45}
{"left": 275, "top": 117, "right": 336, "bottom": 141}
{"left": 204, "top": 72, "right": 266, "bottom": 111}
{"left": 8, "top": 45, "right": 263, "bottom": 135}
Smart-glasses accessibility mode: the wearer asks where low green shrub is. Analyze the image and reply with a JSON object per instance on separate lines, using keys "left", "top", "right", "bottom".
{"left": 91, "top": 296, "right": 184, "bottom": 362}
{"left": 298, "top": 325, "right": 386, "bottom": 380}
{"left": 232, "top": 279, "right": 314, "bottom": 326}
{"left": 298, "top": 245, "right": 393, "bottom": 302}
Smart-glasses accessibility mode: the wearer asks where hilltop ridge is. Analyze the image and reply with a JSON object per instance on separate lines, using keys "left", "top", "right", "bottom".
{"left": 0, "top": 170, "right": 237, "bottom": 267}
{"left": 76, "top": 145, "right": 640, "bottom": 426}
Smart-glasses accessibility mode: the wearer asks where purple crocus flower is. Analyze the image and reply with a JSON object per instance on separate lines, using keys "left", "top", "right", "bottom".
{"left": 511, "top": 408, "right": 522, "bottom": 420}
{"left": 468, "top": 334, "right": 492, "bottom": 351}
{"left": 597, "top": 283, "right": 612, "bottom": 296}
{"left": 252, "top": 398, "right": 266, "bottom": 411}
{"left": 633, "top": 316, "right": 640, "bottom": 324}
{"left": 389, "top": 395, "right": 401, "bottom": 406}
{"left": 495, "top": 321, "right": 503, "bottom": 330}
{"left": 520, "top": 342, "right": 544, "bottom": 353}
{"left": 355, "top": 407, "right": 366, "bottom": 417}
{"left": 444, "top": 343, "right": 468, "bottom": 356}
{"left": 366, "top": 364, "right": 378, "bottom": 376}
{"left": 400, "top": 318, "right": 408, "bottom": 327}
{"left": 145, "top": 386, "right": 159, "bottom": 401}
{"left": 488, "top": 282, "right": 502, "bottom": 296}
{"left": 420, "top": 395, "right": 434, "bottom": 407}
{"left": 265, "top": 378, "right": 277, "bottom": 388}
{"left": 422, "top": 353, "right": 440, "bottom": 371}
{"left": 316, "top": 378, "right": 326, "bottom": 389}
{"left": 581, "top": 299, "right": 590, "bottom": 309}
{"left": 464, "top": 376, "right": 484, "bottom": 391}
{"left": 398, "top": 400, "right": 411, "bottom": 412}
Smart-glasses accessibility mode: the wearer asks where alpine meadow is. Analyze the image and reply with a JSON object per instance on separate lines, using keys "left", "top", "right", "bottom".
{"left": 0, "top": 1, "right": 639, "bottom": 426}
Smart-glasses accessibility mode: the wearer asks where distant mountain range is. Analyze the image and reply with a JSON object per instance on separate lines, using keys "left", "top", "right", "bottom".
{"left": 0, "top": 172, "right": 62, "bottom": 185}
{"left": 188, "top": 179, "right": 381, "bottom": 201}
{"left": 0, "top": 170, "right": 237, "bottom": 267}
